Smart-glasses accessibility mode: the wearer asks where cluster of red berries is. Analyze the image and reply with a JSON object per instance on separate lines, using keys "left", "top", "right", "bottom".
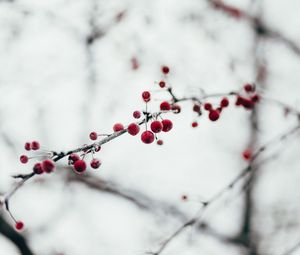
{"left": 87, "top": 66, "right": 172, "bottom": 146}
{"left": 114, "top": 107, "right": 173, "bottom": 145}
{"left": 68, "top": 152, "right": 101, "bottom": 174}
{"left": 24, "top": 140, "right": 40, "bottom": 151}
{"left": 235, "top": 84, "right": 260, "bottom": 110}
{"left": 20, "top": 141, "right": 56, "bottom": 174}
{"left": 137, "top": 66, "right": 174, "bottom": 145}
{"left": 190, "top": 97, "right": 229, "bottom": 127}
{"left": 65, "top": 133, "right": 104, "bottom": 174}
{"left": 13, "top": 66, "right": 262, "bottom": 232}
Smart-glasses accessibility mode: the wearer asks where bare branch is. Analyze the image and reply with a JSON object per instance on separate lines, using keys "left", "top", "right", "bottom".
{"left": 149, "top": 124, "right": 300, "bottom": 254}
{"left": 0, "top": 215, "right": 34, "bottom": 255}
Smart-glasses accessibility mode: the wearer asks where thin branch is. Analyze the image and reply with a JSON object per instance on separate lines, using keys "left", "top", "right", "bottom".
{"left": 0, "top": 215, "right": 34, "bottom": 255}
{"left": 68, "top": 173, "right": 247, "bottom": 247}
{"left": 148, "top": 124, "right": 300, "bottom": 254}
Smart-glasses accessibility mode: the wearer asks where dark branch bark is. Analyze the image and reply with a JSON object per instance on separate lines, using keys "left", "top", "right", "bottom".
{"left": 0, "top": 215, "right": 34, "bottom": 255}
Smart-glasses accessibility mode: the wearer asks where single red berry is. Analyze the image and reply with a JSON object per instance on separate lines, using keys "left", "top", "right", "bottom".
{"left": 192, "top": 121, "right": 198, "bottom": 128}
{"left": 33, "top": 163, "right": 44, "bottom": 175}
{"left": 171, "top": 104, "right": 181, "bottom": 114}
{"left": 235, "top": 95, "right": 243, "bottom": 106}
{"left": 73, "top": 160, "right": 87, "bottom": 173}
{"left": 133, "top": 111, "right": 141, "bottom": 119}
{"left": 20, "top": 155, "right": 28, "bottom": 164}
{"left": 24, "top": 142, "right": 31, "bottom": 151}
{"left": 141, "top": 131, "right": 155, "bottom": 144}
{"left": 31, "top": 141, "right": 40, "bottom": 150}
{"left": 42, "top": 159, "right": 55, "bottom": 173}
{"left": 204, "top": 103, "right": 212, "bottom": 111}
{"left": 159, "top": 80, "right": 166, "bottom": 88}
{"left": 90, "top": 158, "right": 101, "bottom": 169}
{"left": 161, "top": 66, "right": 170, "bottom": 74}
{"left": 89, "top": 132, "right": 98, "bottom": 140}
{"left": 142, "top": 91, "right": 151, "bottom": 102}
{"left": 113, "top": 123, "right": 124, "bottom": 132}
{"left": 251, "top": 94, "right": 260, "bottom": 103}
{"left": 242, "top": 98, "right": 254, "bottom": 109}
{"left": 220, "top": 97, "right": 229, "bottom": 108}
{"left": 157, "top": 139, "right": 163, "bottom": 145}
{"left": 244, "top": 83, "right": 254, "bottom": 93}
{"left": 162, "top": 119, "right": 173, "bottom": 132}
{"left": 127, "top": 123, "right": 140, "bottom": 136}
{"left": 208, "top": 110, "right": 220, "bottom": 121}
{"left": 150, "top": 121, "right": 163, "bottom": 133}
{"left": 160, "top": 101, "right": 171, "bottom": 111}
{"left": 242, "top": 149, "right": 252, "bottom": 160}
{"left": 15, "top": 221, "right": 24, "bottom": 231}
{"left": 68, "top": 153, "right": 80, "bottom": 164}
{"left": 235, "top": 95, "right": 242, "bottom": 106}
{"left": 193, "top": 104, "right": 201, "bottom": 113}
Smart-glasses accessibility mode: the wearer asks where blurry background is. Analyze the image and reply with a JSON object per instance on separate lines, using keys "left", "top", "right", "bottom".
{"left": 0, "top": 0, "right": 300, "bottom": 254}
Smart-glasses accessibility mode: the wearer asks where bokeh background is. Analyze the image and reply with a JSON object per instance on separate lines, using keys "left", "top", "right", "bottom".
{"left": 0, "top": 0, "right": 300, "bottom": 254}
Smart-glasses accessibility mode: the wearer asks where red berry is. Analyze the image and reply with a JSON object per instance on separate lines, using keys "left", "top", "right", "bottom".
{"left": 193, "top": 104, "right": 201, "bottom": 113}
{"left": 242, "top": 98, "right": 254, "bottom": 109}
{"left": 42, "top": 159, "right": 55, "bottom": 173}
{"left": 242, "top": 149, "right": 252, "bottom": 160}
{"left": 244, "top": 83, "right": 254, "bottom": 93}
{"left": 161, "top": 66, "right": 170, "bottom": 74}
{"left": 73, "top": 160, "right": 87, "bottom": 173}
{"left": 15, "top": 221, "right": 24, "bottom": 231}
{"left": 159, "top": 81, "right": 166, "bottom": 88}
{"left": 157, "top": 139, "right": 163, "bottom": 145}
{"left": 150, "top": 121, "right": 163, "bottom": 133}
{"left": 160, "top": 101, "right": 171, "bottom": 111}
{"left": 208, "top": 110, "right": 220, "bottom": 121}
{"left": 251, "top": 94, "right": 260, "bottom": 103}
{"left": 31, "top": 141, "right": 40, "bottom": 150}
{"left": 133, "top": 111, "right": 141, "bottom": 119}
{"left": 204, "top": 103, "right": 212, "bottom": 111}
{"left": 220, "top": 97, "right": 229, "bottom": 108}
{"left": 142, "top": 91, "right": 151, "bottom": 102}
{"left": 171, "top": 104, "right": 181, "bottom": 114}
{"left": 20, "top": 155, "right": 28, "bottom": 164}
{"left": 162, "top": 119, "right": 173, "bottom": 132}
{"left": 235, "top": 95, "right": 243, "bottom": 106}
{"left": 90, "top": 158, "right": 101, "bottom": 169}
{"left": 33, "top": 163, "right": 44, "bottom": 174}
{"left": 68, "top": 153, "right": 80, "bottom": 164}
{"left": 24, "top": 142, "right": 31, "bottom": 151}
{"left": 141, "top": 131, "right": 155, "bottom": 144}
{"left": 192, "top": 121, "right": 198, "bottom": 128}
{"left": 113, "top": 123, "right": 124, "bottom": 132}
{"left": 89, "top": 132, "right": 98, "bottom": 140}
{"left": 127, "top": 123, "right": 140, "bottom": 136}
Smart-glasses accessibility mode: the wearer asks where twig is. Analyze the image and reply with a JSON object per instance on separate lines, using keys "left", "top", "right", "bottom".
{"left": 149, "top": 124, "right": 300, "bottom": 254}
